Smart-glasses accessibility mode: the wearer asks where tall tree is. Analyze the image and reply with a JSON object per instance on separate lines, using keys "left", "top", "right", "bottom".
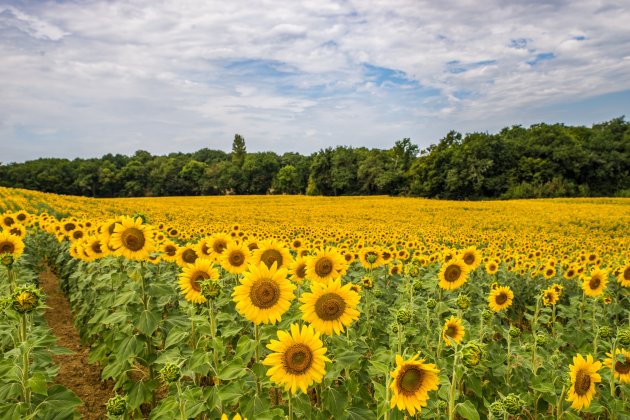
{"left": 231, "top": 134, "right": 247, "bottom": 168}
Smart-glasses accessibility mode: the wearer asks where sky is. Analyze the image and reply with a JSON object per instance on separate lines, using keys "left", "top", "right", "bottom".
{"left": 1, "top": 0, "right": 629, "bottom": 163}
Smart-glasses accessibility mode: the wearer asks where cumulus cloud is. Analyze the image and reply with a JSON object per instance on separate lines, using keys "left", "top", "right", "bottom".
{"left": 0, "top": 0, "right": 629, "bottom": 162}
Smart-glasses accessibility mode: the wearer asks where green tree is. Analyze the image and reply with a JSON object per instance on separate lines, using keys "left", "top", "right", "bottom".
{"left": 231, "top": 134, "right": 247, "bottom": 168}
{"left": 272, "top": 165, "right": 301, "bottom": 194}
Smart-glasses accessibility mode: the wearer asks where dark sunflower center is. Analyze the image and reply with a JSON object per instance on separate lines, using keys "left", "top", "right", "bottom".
{"left": 495, "top": 292, "right": 508, "bottom": 305}
{"left": 574, "top": 369, "right": 591, "bottom": 396}
{"left": 589, "top": 276, "right": 601, "bottom": 290}
{"left": 397, "top": 366, "right": 424, "bottom": 395}
{"left": 91, "top": 241, "right": 103, "bottom": 254}
{"left": 444, "top": 264, "right": 462, "bottom": 282}
{"left": 73, "top": 231, "right": 83, "bottom": 240}
{"left": 293, "top": 240, "right": 301, "bottom": 248}
{"left": 4, "top": 217, "right": 15, "bottom": 226}
{"left": 314, "top": 293, "right": 346, "bottom": 321}
{"left": 182, "top": 248, "right": 198, "bottom": 264}
{"left": 546, "top": 269, "right": 553, "bottom": 276}
{"left": 165, "top": 245, "right": 177, "bottom": 256}
{"left": 445, "top": 325, "right": 457, "bottom": 338}
{"left": 229, "top": 251, "right": 245, "bottom": 266}
{"left": 489, "top": 264, "right": 497, "bottom": 271}
{"left": 248, "top": 243, "right": 259, "bottom": 251}
{"left": 9, "top": 228, "right": 21, "bottom": 236}
{"left": 616, "top": 360, "right": 630, "bottom": 374}
{"left": 464, "top": 253, "right": 475, "bottom": 265}
{"left": 284, "top": 343, "right": 313, "bottom": 375}
{"left": 191, "top": 271, "right": 210, "bottom": 292}
{"left": 382, "top": 252, "right": 391, "bottom": 260}
{"left": 64, "top": 222, "right": 76, "bottom": 232}
{"left": 212, "top": 240, "right": 227, "bottom": 254}
{"left": 0, "top": 241, "right": 15, "bottom": 253}
{"left": 567, "top": 270, "right": 575, "bottom": 277}
{"left": 249, "top": 279, "right": 280, "bottom": 309}
{"left": 624, "top": 267, "right": 630, "bottom": 281}
{"left": 296, "top": 263, "right": 307, "bottom": 279}
{"left": 201, "top": 243, "right": 211, "bottom": 256}
{"left": 16, "top": 214, "right": 26, "bottom": 221}
{"left": 260, "top": 249, "right": 283, "bottom": 268}
{"left": 121, "top": 228, "right": 146, "bottom": 252}
{"left": 314, "top": 257, "right": 334, "bottom": 277}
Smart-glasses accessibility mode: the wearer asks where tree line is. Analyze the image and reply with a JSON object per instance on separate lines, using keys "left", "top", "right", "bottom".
{"left": 1, "top": 118, "right": 628, "bottom": 199}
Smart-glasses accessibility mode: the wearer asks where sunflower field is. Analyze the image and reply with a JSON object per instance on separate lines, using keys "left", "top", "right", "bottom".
{"left": 1, "top": 186, "right": 630, "bottom": 419}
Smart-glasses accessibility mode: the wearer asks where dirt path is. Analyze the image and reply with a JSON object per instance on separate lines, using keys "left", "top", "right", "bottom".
{"left": 39, "top": 269, "right": 114, "bottom": 419}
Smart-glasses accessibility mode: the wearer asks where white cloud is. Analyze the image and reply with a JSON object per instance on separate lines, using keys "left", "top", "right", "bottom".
{"left": 0, "top": 0, "right": 629, "bottom": 162}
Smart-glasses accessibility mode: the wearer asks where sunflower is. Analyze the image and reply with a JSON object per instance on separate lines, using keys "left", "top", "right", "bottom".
{"left": 460, "top": 246, "right": 482, "bottom": 270}
{"left": 389, "top": 353, "right": 440, "bottom": 416}
{"left": 262, "top": 323, "right": 330, "bottom": 394}
{"left": 604, "top": 348, "right": 630, "bottom": 384}
{"left": 566, "top": 354, "right": 602, "bottom": 410}
{"left": 289, "top": 256, "right": 308, "bottom": 283}
{"left": 221, "top": 414, "right": 246, "bottom": 420}
{"left": 618, "top": 262, "right": 630, "bottom": 287}
{"left": 176, "top": 244, "right": 199, "bottom": 267}
{"left": 359, "top": 247, "right": 383, "bottom": 268}
{"left": 582, "top": 269, "right": 608, "bottom": 297}
{"left": 252, "top": 240, "right": 293, "bottom": 270}
{"left": 485, "top": 259, "right": 499, "bottom": 275}
{"left": 84, "top": 237, "right": 108, "bottom": 260}
{"left": 438, "top": 259, "right": 469, "bottom": 291}
{"left": 195, "top": 236, "right": 213, "bottom": 259}
{"left": 5, "top": 223, "right": 26, "bottom": 238}
{"left": 488, "top": 285, "right": 514, "bottom": 312}
{"left": 1, "top": 213, "right": 16, "bottom": 229}
{"left": 108, "top": 217, "right": 154, "bottom": 261}
{"left": 160, "top": 241, "right": 179, "bottom": 262}
{"left": 0, "top": 232, "right": 25, "bottom": 260}
{"left": 299, "top": 278, "right": 361, "bottom": 336}
{"left": 305, "top": 247, "right": 345, "bottom": 283}
{"left": 542, "top": 265, "right": 556, "bottom": 280}
{"left": 232, "top": 263, "right": 295, "bottom": 325}
{"left": 542, "top": 287, "right": 559, "bottom": 306}
{"left": 220, "top": 241, "right": 250, "bottom": 274}
{"left": 442, "top": 316, "right": 465, "bottom": 346}
{"left": 179, "top": 258, "right": 219, "bottom": 304}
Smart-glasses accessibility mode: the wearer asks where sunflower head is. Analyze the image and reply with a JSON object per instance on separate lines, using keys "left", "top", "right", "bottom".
{"left": 220, "top": 241, "right": 250, "bottom": 274}
{"left": 253, "top": 240, "right": 293, "bottom": 270}
{"left": 604, "top": 349, "right": 630, "bottom": 384}
{"left": 389, "top": 353, "right": 440, "bottom": 416}
{"left": 567, "top": 353, "right": 602, "bottom": 410}
{"left": 179, "top": 258, "right": 219, "bottom": 304}
{"left": 438, "top": 259, "right": 469, "bottom": 291}
{"left": 0, "top": 232, "right": 25, "bottom": 261}
{"left": 306, "top": 248, "right": 345, "bottom": 283}
{"left": 106, "top": 395, "right": 127, "bottom": 417}
{"left": 488, "top": 285, "right": 514, "bottom": 312}
{"left": 12, "top": 285, "right": 43, "bottom": 314}
{"left": 442, "top": 315, "right": 465, "bottom": 347}
{"left": 582, "top": 269, "right": 608, "bottom": 297}
{"left": 109, "top": 217, "right": 154, "bottom": 261}
{"left": 299, "top": 278, "right": 361, "bottom": 336}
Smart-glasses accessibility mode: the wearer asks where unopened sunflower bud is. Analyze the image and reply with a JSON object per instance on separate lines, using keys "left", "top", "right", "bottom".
{"left": 489, "top": 400, "right": 504, "bottom": 417}
{"left": 457, "top": 294, "right": 470, "bottom": 310}
{"left": 361, "top": 276, "right": 374, "bottom": 289}
{"left": 12, "top": 286, "right": 42, "bottom": 314}
{"left": 426, "top": 298, "right": 437, "bottom": 310}
{"left": 437, "top": 400, "right": 447, "bottom": 411}
{"left": 159, "top": 363, "right": 181, "bottom": 383}
{"left": 598, "top": 326, "right": 613, "bottom": 339}
{"left": 201, "top": 280, "right": 221, "bottom": 300}
{"left": 390, "top": 323, "right": 399, "bottom": 334}
{"left": 373, "top": 289, "right": 382, "bottom": 298}
{"left": 407, "top": 265, "right": 421, "bottom": 277}
{"left": 617, "top": 329, "right": 630, "bottom": 346}
{"left": 509, "top": 326, "right": 521, "bottom": 339}
{"left": 1, "top": 254, "right": 14, "bottom": 267}
{"left": 503, "top": 394, "right": 523, "bottom": 415}
{"left": 106, "top": 394, "right": 127, "bottom": 416}
{"left": 481, "top": 309, "right": 493, "bottom": 322}
{"left": 462, "top": 342, "right": 484, "bottom": 368}
{"left": 535, "top": 333, "right": 548, "bottom": 346}
{"left": 413, "top": 279, "right": 423, "bottom": 291}
{"left": 396, "top": 308, "right": 412, "bottom": 325}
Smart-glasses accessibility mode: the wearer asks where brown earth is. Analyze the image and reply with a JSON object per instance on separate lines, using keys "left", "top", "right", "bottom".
{"left": 39, "top": 269, "right": 115, "bottom": 419}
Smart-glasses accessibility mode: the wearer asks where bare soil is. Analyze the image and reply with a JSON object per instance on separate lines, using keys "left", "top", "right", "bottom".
{"left": 39, "top": 269, "right": 115, "bottom": 419}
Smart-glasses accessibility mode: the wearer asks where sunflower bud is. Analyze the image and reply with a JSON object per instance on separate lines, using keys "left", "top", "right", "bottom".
{"left": 407, "top": 265, "right": 420, "bottom": 277}
{"left": 457, "top": 294, "right": 470, "bottom": 310}
{"left": 489, "top": 400, "right": 505, "bottom": 417}
{"left": 413, "top": 279, "right": 423, "bottom": 291}
{"left": 535, "top": 333, "right": 548, "bottom": 346}
{"left": 617, "top": 329, "right": 630, "bottom": 346}
{"left": 0, "top": 253, "right": 14, "bottom": 267}
{"left": 106, "top": 394, "right": 127, "bottom": 416}
{"left": 373, "top": 289, "right": 382, "bottom": 298}
{"left": 598, "top": 326, "right": 613, "bottom": 339}
{"left": 462, "top": 342, "right": 484, "bottom": 368}
{"left": 481, "top": 309, "right": 493, "bottom": 321}
{"left": 437, "top": 400, "right": 447, "bottom": 411}
{"left": 426, "top": 298, "right": 437, "bottom": 310}
{"left": 11, "top": 286, "right": 42, "bottom": 314}
{"left": 201, "top": 280, "right": 221, "bottom": 300}
{"left": 366, "top": 254, "right": 377, "bottom": 264}
{"left": 503, "top": 393, "right": 523, "bottom": 415}
{"left": 159, "top": 363, "right": 181, "bottom": 383}
{"left": 509, "top": 326, "right": 521, "bottom": 338}
{"left": 390, "top": 323, "right": 399, "bottom": 334}
{"left": 396, "top": 308, "right": 412, "bottom": 325}
{"left": 361, "top": 276, "right": 374, "bottom": 289}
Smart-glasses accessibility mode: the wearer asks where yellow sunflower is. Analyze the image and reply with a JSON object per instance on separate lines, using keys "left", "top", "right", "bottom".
{"left": 220, "top": 241, "right": 250, "bottom": 274}
{"left": 5, "top": 223, "right": 26, "bottom": 238}
{"left": 221, "top": 414, "right": 246, "bottom": 420}
{"left": 84, "top": 237, "right": 108, "bottom": 260}
{"left": 176, "top": 244, "right": 199, "bottom": 267}
{"left": 389, "top": 353, "right": 440, "bottom": 416}
{"left": 542, "top": 287, "right": 559, "bottom": 306}
{"left": 359, "top": 247, "right": 384, "bottom": 268}
{"left": 566, "top": 354, "right": 602, "bottom": 410}
{"left": 305, "top": 247, "right": 345, "bottom": 283}
{"left": 263, "top": 323, "right": 330, "bottom": 394}
{"left": 617, "top": 262, "right": 630, "bottom": 287}
{"left": 0, "top": 232, "right": 25, "bottom": 260}
{"left": 442, "top": 316, "right": 465, "bottom": 346}
{"left": 299, "top": 278, "right": 360, "bottom": 336}
{"left": 109, "top": 217, "right": 154, "bottom": 261}
{"left": 232, "top": 263, "right": 295, "bottom": 325}
{"left": 460, "top": 246, "right": 482, "bottom": 270}
{"left": 485, "top": 259, "right": 499, "bottom": 275}
{"left": 582, "top": 269, "right": 608, "bottom": 297}
{"left": 252, "top": 239, "right": 293, "bottom": 270}
{"left": 438, "top": 259, "right": 469, "bottom": 291}
{"left": 160, "top": 241, "right": 179, "bottom": 262}
{"left": 179, "top": 258, "right": 219, "bottom": 304}
{"left": 488, "top": 285, "right": 514, "bottom": 312}
{"left": 288, "top": 256, "right": 308, "bottom": 283}
{"left": 604, "top": 348, "right": 630, "bottom": 384}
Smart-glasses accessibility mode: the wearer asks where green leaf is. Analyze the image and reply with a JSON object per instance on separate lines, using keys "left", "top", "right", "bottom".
{"left": 323, "top": 387, "right": 348, "bottom": 418}
{"left": 135, "top": 309, "right": 161, "bottom": 336}
{"left": 217, "top": 382, "right": 243, "bottom": 404}
{"left": 126, "top": 380, "right": 157, "bottom": 410}
{"left": 164, "top": 327, "right": 189, "bottom": 349}
{"left": 218, "top": 358, "right": 247, "bottom": 380}
{"left": 346, "top": 406, "right": 374, "bottom": 420}
{"left": 102, "top": 311, "right": 129, "bottom": 326}
{"left": 116, "top": 335, "right": 144, "bottom": 360}
{"left": 234, "top": 335, "right": 256, "bottom": 362}
{"left": 335, "top": 351, "right": 363, "bottom": 369}
{"left": 28, "top": 372, "right": 48, "bottom": 395}
{"left": 35, "top": 385, "right": 82, "bottom": 416}
{"left": 242, "top": 393, "right": 270, "bottom": 419}
{"left": 456, "top": 400, "right": 480, "bottom": 420}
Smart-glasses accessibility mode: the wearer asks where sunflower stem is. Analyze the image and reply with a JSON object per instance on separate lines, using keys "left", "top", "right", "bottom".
{"left": 506, "top": 325, "right": 512, "bottom": 389}
{"left": 255, "top": 324, "right": 262, "bottom": 395}
{"left": 7, "top": 265, "right": 16, "bottom": 293}
{"left": 366, "top": 289, "right": 371, "bottom": 341}
{"left": 551, "top": 304, "right": 557, "bottom": 339}
{"left": 556, "top": 385, "right": 566, "bottom": 418}
{"left": 176, "top": 380, "right": 186, "bottom": 420}
{"left": 610, "top": 337, "right": 617, "bottom": 399}
{"left": 397, "top": 324, "right": 403, "bottom": 355}
{"left": 531, "top": 296, "right": 540, "bottom": 375}
{"left": 208, "top": 300, "right": 220, "bottom": 384}
{"left": 19, "top": 313, "right": 31, "bottom": 414}
{"left": 448, "top": 345, "right": 459, "bottom": 420}
{"left": 592, "top": 300, "right": 598, "bottom": 355}
{"left": 287, "top": 391, "right": 293, "bottom": 420}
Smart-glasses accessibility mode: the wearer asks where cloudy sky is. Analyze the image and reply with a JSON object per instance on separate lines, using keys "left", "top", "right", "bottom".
{"left": 1, "top": 0, "right": 629, "bottom": 163}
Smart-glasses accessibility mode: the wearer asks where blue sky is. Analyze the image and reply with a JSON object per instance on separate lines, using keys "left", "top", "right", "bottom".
{"left": 1, "top": 0, "right": 629, "bottom": 163}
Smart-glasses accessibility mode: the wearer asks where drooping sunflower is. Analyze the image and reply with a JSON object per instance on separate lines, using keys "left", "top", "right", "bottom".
{"left": 460, "top": 246, "right": 482, "bottom": 270}
{"left": 0, "top": 232, "right": 25, "bottom": 260}
{"left": 488, "top": 285, "right": 514, "bottom": 312}
{"left": 109, "top": 217, "right": 154, "bottom": 261}
{"left": 176, "top": 244, "right": 199, "bottom": 267}
{"left": 299, "top": 278, "right": 361, "bottom": 336}
{"left": 288, "top": 256, "right": 308, "bottom": 283}
{"left": 617, "top": 262, "right": 630, "bottom": 287}
{"left": 566, "top": 354, "right": 602, "bottom": 410}
{"left": 220, "top": 241, "right": 250, "bottom": 274}
{"left": 604, "top": 348, "right": 630, "bottom": 384}
{"left": 438, "top": 259, "right": 469, "bottom": 291}
{"left": 262, "top": 323, "right": 330, "bottom": 394}
{"left": 305, "top": 247, "right": 345, "bottom": 283}
{"left": 232, "top": 263, "right": 295, "bottom": 325}
{"left": 252, "top": 240, "right": 293, "bottom": 270}
{"left": 179, "top": 258, "right": 219, "bottom": 304}
{"left": 389, "top": 353, "right": 440, "bottom": 416}
{"left": 582, "top": 269, "right": 608, "bottom": 297}
{"left": 442, "top": 316, "right": 465, "bottom": 346}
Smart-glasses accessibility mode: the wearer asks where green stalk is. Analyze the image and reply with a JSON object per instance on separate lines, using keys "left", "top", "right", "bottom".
{"left": 208, "top": 300, "right": 219, "bottom": 376}
{"left": 288, "top": 391, "right": 293, "bottom": 420}
{"left": 20, "top": 314, "right": 31, "bottom": 414}
{"left": 531, "top": 297, "right": 540, "bottom": 375}
{"left": 255, "top": 324, "right": 262, "bottom": 395}
{"left": 592, "top": 300, "right": 598, "bottom": 355}
{"left": 610, "top": 338, "right": 617, "bottom": 400}
{"left": 506, "top": 327, "right": 512, "bottom": 388}
{"left": 176, "top": 381, "right": 186, "bottom": 420}
{"left": 448, "top": 345, "right": 459, "bottom": 420}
